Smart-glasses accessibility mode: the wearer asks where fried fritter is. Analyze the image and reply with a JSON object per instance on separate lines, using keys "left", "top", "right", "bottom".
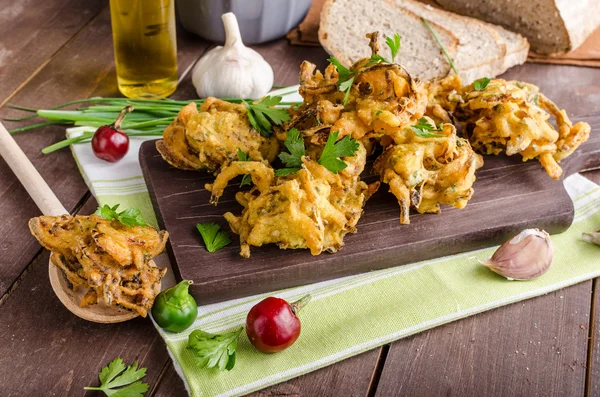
{"left": 289, "top": 32, "right": 427, "bottom": 144}
{"left": 206, "top": 144, "right": 378, "bottom": 258}
{"left": 157, "top": 99, "right": 279, "bottom": 173}
{"left": 29, "top": 214, "right": 168, "bottom": 317}
{"left": 373, "top": 123, "right": 483, "bottom": 224}
{"left": 450, "top": 78, "right": 590, "bottom": 179}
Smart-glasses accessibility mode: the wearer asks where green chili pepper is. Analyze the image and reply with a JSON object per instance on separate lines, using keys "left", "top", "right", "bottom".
{"left": 152, "top": 280, "right": 198, "bottom": 332}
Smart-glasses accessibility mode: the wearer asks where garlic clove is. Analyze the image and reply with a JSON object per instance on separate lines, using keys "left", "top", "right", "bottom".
{"left": 582, "top": 231, "right": 600, "bottom": 246}
{"left": 480, "top": 228, "right": 553, "bottom": 280}
{"left": 191, "top": 12, "right": 274, "bottom": 99}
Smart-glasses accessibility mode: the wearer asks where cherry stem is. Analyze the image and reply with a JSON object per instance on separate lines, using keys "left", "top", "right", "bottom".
{"left": 290, "top": 294, "right": 311, "bottom": 315}
{"left": 112, "top": 105, "right": 134, "bottom": 130}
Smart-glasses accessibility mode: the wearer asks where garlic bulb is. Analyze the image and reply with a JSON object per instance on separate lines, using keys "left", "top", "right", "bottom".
{"left": 481, "top": 229, "right": 553, "bottom": 280}
{"left": 582, "top": 230, "right": 600, "bottom": 246}
{"left": 192, "top": 13, "right": 274, "bottom": 99}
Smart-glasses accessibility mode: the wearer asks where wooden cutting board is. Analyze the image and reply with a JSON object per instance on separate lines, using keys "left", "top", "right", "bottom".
{"left": 140, "top": 117, "right": 600, "bottom": 304}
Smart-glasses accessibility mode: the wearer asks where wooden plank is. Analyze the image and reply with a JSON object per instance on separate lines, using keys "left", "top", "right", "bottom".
{"left": 375, "top": 282, "right": 592, "bottom": 397}
{"left": 0, "top": 7, "right": 209, "bottom": 298}
{"left": 0, "top": 0, "right": 105, "bottom": 104}
{"left": 151, "top": 348, "right": 382, "bottom": 396}
{"left": 139, "top": 114, "right": 600, "bottom": 304}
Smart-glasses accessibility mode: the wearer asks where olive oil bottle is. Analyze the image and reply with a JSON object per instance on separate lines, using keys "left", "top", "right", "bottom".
{"left": 109, "top": 0, "right": 178, "bottom": 98}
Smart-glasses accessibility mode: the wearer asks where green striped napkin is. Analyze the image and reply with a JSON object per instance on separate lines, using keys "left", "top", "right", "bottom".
{"left": 68, "top": 91, "right": 600, "bottom": 397}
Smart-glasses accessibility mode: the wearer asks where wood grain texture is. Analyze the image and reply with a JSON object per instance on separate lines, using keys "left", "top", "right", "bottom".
{"left": 0, "top": 7, "right": 209, "bottom": 298}
{"left": 140, "top": 114, "right": 600, "bottom": 304}
{"left": 375, "top": 282, "right": 593, "bottom": 397}
{"left": 0, "top": 0, "right": 105, "bottom": 104}
{"left": 151, "top": 348, "right": 382, "bottom": 397}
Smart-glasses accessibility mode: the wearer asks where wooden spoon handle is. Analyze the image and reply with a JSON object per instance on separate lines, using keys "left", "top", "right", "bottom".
{"left": 0, "top": 122, "right": 67, "bottom": 216}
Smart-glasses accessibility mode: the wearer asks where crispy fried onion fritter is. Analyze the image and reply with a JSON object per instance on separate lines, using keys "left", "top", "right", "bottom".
{"left": 373, "top": 123, "right": 483, "bottom": 224}
{"left": 205, "top": 145, "right": 379, "bottom": 258}
{"left": 442, "top": 78, "right": 590, "bottom": 179}
{"left": 29, "top": 215, "right": 168, "bottom": 317}
{"left": 157, "top": 99, "right": 279, "bottom": 172}
{"left": 288, "top": 32, "right": 427, "bottom": 144}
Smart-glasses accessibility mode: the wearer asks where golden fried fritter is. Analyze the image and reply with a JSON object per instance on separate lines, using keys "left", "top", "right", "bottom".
{"left": 29, "top": 214, "right": 168, "bottom": 317}
{"left": 450, "top": 78, "right": 590, "bottom": 179}
{"left": 206, "top": 145, "right": 378, "bottom": 258}
{"left": 373, "top": 123, "right": 483, "bottom": 224}
{"left": 157, "top": 99, "right": 279, "bottom": 173}
{"left": 290, "top": 33, "right": 427, "bottom": 144}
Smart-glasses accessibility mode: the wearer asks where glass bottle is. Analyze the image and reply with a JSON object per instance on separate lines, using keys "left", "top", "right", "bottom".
{"left": 109, "top": 0, "right": 178, "bottom": 99}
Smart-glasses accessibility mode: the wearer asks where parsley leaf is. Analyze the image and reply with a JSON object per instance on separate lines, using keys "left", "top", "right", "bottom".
{"left": 318, "top": 131, "right": 360, "bottom": 174}
{"left": 237, "top": 149, "right": 252, "bottom": 187}
{"left": 411, "top": 118, "right": 445, "bottom": 138}
{"left": 278, "top": 128, "right": 305, "bottom": 169}
{"left": 95, "top": 204, "right": 147, "bottom": 227}
{"left": 187, "top": 327, "right": 243, "bottom": 371}
{"left": 196, "top": 223, "right": 232, "bottom": 252}
{"left": 84, "top": 358, "right": 148, "bottom": 397}
{"left": 275, "top": 167, "right": 301, "bottom": 176}
{"left": 243, "top": 96, "right": 291, "bottom": 137}
{"left": 386, "top": 33, "right": 401, "bottom": 62}
{"left": 473, "top": 77, "right": 491, "bottom": 91}
{"left": 328, "top": 57, "right": 356, "bottom": 106}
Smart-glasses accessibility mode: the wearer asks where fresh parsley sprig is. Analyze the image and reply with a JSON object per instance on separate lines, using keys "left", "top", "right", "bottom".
{"left": 237, "top": 149, "right": 252, "bottom": 187}
{"left": 329, "top": 33, "right": 402, "bottom": 105}
{"left": 95, "top": 204, "right": 147, "bottom": 227}
{"left": 473, "top": 77, "right": 491, "bottom": 91}
{"left": 243, "top": 96, "right": 291, "bottom": 137}
{"left": 84, "top": 358, "right": 148, "bottom": 397}
{"left": 411, "top": 118, "right": 445, "bottom": 138}
{"left": 318, "top": 131, "right": 360, "bottom": 173}
{"left": 187, "top": 327, "right": 243, "bottom": 371}
{"left": 196, "top": 222, "right": 232, "bottom": 252}
{"left": 275, "top": 128, "right": 359, "bottom": 176}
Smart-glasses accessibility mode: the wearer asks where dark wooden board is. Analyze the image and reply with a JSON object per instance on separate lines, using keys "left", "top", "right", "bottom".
{"left": 140, "top": 115, "right": 600, "bottom": 304}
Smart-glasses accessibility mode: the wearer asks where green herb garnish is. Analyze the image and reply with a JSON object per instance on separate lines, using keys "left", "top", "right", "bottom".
{"left": 237, "top": 149, "right": 252, "bottom": 187}
{"left": 318, "top": 131, "right": 360, "bottom": 174}
{"left": 196, "top": 223, "right": 232, "bottom": 253}
{"left": 422, "top": 17, "right": 459, "bottom": 76}
{"left": 187, "top": 327, "right": 243, "bottom": 371}
{"left": 386, "top": 32, "right": 402, "bottom": 62}
{"left": 275, "top": 129, "right": 359, "bottom": 176}
{"left": 411, "top": 118, "right": 445, "bottom": 138}
{"left": 95, "top": 204, "right": 147, "bottom": 227}
{"left": 84, "top": 358, "right": 148, "bottom": 397}
{"left": 243, "top": 96, "right": 291, "bottom": 137}
{"left": 473, "top": 77, "right": 491, "bottom": 91}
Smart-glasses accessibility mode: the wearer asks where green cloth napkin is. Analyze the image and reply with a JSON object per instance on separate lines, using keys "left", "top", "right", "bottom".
{"left": 68, "top": 109, "right": 600, "bottom": 397}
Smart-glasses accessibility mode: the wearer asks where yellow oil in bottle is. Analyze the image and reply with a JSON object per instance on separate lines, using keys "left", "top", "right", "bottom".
{"left": 109, "top": 0, "right": 178, "bottom": 99}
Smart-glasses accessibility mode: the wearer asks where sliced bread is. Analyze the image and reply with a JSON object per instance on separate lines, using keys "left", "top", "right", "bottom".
{"left": 319, "top": 0, "right": 459, "bottom": 81}
{"left": 319, "top": 0, "right": 530, "bottom": 84}
{"left": 433, "top": 0, "right": 600, "bottom": 55}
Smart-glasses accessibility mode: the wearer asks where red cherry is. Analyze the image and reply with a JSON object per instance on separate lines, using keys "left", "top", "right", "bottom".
{"left": 92, "top": 126, "right": 129, "bottom": 162}
{"left": 246, "top": 295, "right": 310, "bottom": 353}
{"left": 91, "top": 105, "right": 133, "bottom": 163}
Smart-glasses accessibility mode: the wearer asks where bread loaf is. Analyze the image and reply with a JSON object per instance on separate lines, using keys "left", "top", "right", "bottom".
{"left": 319, "top": 0, "right": 529, "bottom": 83}
{"left": 433, "top": 0, "right": 600, "bottom": 55}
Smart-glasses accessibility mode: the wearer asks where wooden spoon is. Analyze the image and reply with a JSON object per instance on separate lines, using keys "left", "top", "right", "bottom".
{"left": 0, "top": 121, "right": 137, "bottom": 323}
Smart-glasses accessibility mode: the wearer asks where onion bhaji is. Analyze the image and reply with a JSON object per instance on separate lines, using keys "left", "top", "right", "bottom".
{"left": 29, "top": 214, "right": 168, "bottom": 317}
{"left": 429, "top": 76, "right": 591, "bottom": 179}
{"left": 206, "top": 144, "right": 378, "bottom": 258}
{"left": 157, "top": 98, "right": 279, "bottom": 172}
{"left": 373, "top": 122, "right": 483, "bottom": 224}
{"left": 288, "top": 32, "right": 428, "bottom": 145}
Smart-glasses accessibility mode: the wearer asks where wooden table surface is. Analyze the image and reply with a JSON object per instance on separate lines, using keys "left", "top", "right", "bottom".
{"left": 1, "top": 2, "right": 600, "bottom": 396}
